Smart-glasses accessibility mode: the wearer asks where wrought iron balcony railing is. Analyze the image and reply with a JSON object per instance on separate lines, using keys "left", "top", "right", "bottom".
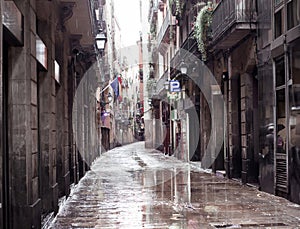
{"left": 153, "top": 69, "right": 168, "bottom": 98}
{"left": 210, "top": 0, "right": 257, "bottom": 48}
{"left": 148, "top": 3, "right": 158, "bottom": 24}
{"left": 157, "top": 10, "right": 176, "bottom": 46}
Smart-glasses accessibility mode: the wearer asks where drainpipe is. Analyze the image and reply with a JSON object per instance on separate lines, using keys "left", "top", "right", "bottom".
{"left": 284, "top": 36, "right": 290, "bottom": 192}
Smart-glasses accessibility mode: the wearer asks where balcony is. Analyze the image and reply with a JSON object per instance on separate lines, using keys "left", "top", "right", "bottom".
{"left": 157, "top": 10, "right": 176, "bottom": 51}
{"left": 148, "top": 2, "right": 158, "bottom": 25}
{"left": 210, "top": 0, "right": 257, "bottom": 49}
{"left": 153, "top": 69, "right": 168, "bottom": 98}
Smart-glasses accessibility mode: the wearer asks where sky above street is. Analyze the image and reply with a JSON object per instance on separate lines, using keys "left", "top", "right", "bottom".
{"left": 114, "top": 0, "right": 149, "bottom": 47}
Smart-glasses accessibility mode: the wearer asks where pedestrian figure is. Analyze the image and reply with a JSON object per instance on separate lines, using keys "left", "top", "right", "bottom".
{"left": 264, "top": 125, "right": 275, "bottom": 163}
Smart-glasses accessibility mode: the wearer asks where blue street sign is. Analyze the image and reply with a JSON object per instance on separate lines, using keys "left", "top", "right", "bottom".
{"left": 170, "top": 80, "right": 181, "bottom": 92}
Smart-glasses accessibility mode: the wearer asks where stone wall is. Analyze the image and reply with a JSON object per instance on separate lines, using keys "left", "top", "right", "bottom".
{"left": 0, "top": 0, "right": 94, "bottom": 227}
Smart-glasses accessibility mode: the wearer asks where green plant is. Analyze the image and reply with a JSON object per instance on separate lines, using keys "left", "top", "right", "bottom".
{"left": 168, "top": 0, "right": 173, "bottom": 10}
{"left": 146, "top": 78, "right": 156, "bottom": 96}
{"left": 150, "top": 23, "right": 157, "bottom": 39}
{"left": 169, "top": 0, "right": 184, "bottom": 17}
{"left": 194, "top": 2, "right": 214, "bottom": 61}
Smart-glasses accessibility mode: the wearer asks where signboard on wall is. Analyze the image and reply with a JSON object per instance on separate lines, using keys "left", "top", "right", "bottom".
{"left": 169, "top": 80, "right": 181, "bottom": 92}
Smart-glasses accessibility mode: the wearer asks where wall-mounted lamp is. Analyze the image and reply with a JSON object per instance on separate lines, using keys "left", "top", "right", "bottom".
{"left": 148, "top": 98, "right": 153, "bottom": 107}
{"left": 96, "top": 32, "right": 107, "bottom": 50}
{"left": 164, "top": 80, "right": 170, "bottom": 91}
{"left": 180, "top": 61, "right": 188, "bottom": 75}
{"left": 222, "top": 71, "right": 229, "bottom": 81}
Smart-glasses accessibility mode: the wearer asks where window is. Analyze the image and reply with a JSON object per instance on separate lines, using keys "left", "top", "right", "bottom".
{"left": 275, "top": 57, "right": 285, "bottom": 87}
{"left": 290, "top": 85, "right": 300, "bottom": 111}
{"left": 274, "top": 10, "right": 283, "bottom": 38}
{"left": 291, "top": 49, "right": 300, "bottom": 84}
{"left": 274, "top": 0, "right": 283, "bottom": 7}
{"left": 287, "top": 0, "right": 300, "bottom": 30}
{"left": 276, "top": 88, "right": 286, "bottom": 118}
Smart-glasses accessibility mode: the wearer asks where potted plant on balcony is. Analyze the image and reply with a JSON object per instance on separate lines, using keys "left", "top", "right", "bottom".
{"left": 194, "top": 2, "right": 214, "bottom": 61}
{"left": 146, "top": 78, "right": 157, "bottom": 97}
{"left": 169, "top": 0, "right": 184, "bottom": 18}
{"left": 150, "top": 23, "right": 157, "bottom": 40}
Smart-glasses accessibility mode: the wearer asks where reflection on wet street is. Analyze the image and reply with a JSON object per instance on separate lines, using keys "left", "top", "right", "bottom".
{"left": 50, "top": 142, "right": 300, "bottom": 228}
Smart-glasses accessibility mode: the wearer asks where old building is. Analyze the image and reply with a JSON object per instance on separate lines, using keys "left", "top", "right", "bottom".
{"left": 256, "top": 0, "right": 300, "bottom": 203}
{"left": 0, "top": 0, "right": 105, "bottom": 227}
{"left": 208, "top": 0, "right": 258, "bottom": 183}
{"left": 146, "top": 0, "right": 300, "bottom": 205}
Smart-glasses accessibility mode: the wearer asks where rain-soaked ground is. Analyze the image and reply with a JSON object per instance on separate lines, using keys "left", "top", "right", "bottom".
{"left": 49, "top": 142, "right": 300, "bottom": 228}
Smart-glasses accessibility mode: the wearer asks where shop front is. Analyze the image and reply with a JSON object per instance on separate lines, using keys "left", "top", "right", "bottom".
{"left": 272, "top": 39, "right": 300, "bottom": 202}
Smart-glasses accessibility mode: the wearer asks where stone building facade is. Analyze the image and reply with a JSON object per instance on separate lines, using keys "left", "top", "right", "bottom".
{"left": 0, "top": 0, "right": 103, "bottom": 228}
{"left": 147, "top": 0, "right": 300, "bottom": 205}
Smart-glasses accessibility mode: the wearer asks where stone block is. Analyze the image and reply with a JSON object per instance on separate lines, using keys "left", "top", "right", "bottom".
{"left": 64, "top": 105, "right": 68, "bottom": 118}
{"left": 241, "top": 135, "right": 248, "bottom": 147}
{"left": 51, "top": 130, "right": 56, "bottom": 150}
{"left": 30, "top": 7, "right": 36, "bottom": 34}
{"left": 241, "top": 98, "right": 246, "bottom": 111}
{"left": 241, "top": 85, "right": 246, "bottom": 98}
{"left": 51, "top": 167, "right": 57, "bottom": 186}
{"left": 31, "top": 129, "right": 38, "bottom": 153}
{"left": 31, "top": 105, "right": 37, "bottom": 129}
{"left": 64, "top": 146, "right": 69, "bottom": 158}
{"left": 64, "top": 159, "right": 69, "bottom": 173}
{"left": 241, "top": 123, "right": 247, "bottom": 135}
{"left": 11, "top": 105, "right": 27, "bottom": 131}
{"left": 11, "top": 80, "right": 27, "bottom": 105}
{"left": 52, "top": 77, "right": 56, "bottom": 96}
{"left": 51, "top": 95, "right": 56, "bottom": 114}
{"left": 63, "top": 118, "right": 69, "bottom": 131}
{"left": 30, "top": 32, "right": 36, "bottom": 57}
{"left": 64, "top": 132, "right": 69, "bottom": 146}
{"left": 31, "top": 57, "right": 37, "bottom": 82}
{"left": 32, "top": 153, "right": 38, "bottom": 178}
{"left": 50, "top": 113, "right": 56, "bottom": 131}
{"left": 229, "top": 135, "right": 233, "bottom": 146}
{"left": 228, "top": 103, "right": 232, "bottom": 114}
{"left": 228, "top": 114, "right": 232, "bottom": 126}
{"left": 241, "top": 111, "right": 246, "bottom": 123}
{"left": 52, "top": 149, "right": 57, "bottom": 167}
{"left": 242, "top": 147, "right": 247, "bottom": 159}
{"left": 11, "top": 156, "right": 27, "bottom": 205}
{"left": 229, "top": 145, "right": 234, "bottom": 156}
{"left": 31, "top": 80, "right": 37, "bottom": 106}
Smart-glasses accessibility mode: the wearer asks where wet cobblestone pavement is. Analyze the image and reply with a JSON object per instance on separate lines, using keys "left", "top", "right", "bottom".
{"left": 49, "top": 142, "right": 300, "bottom": 228}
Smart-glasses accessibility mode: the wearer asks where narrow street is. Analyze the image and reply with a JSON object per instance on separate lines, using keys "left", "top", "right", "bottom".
{"left": 49, "top": 142, "right": 300, "bottom": 229}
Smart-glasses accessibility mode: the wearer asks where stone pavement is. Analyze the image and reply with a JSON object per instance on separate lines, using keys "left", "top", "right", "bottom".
{"left": 49, "top": 142, "right": 300, "bottom": 228}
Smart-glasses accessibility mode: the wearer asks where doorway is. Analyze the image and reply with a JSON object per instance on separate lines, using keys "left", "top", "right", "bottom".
{"left": 274, "top": 56, "right": 288, "bottom": 196}
{"left": 230, "top": 77, "right": 242, "bottom": 178}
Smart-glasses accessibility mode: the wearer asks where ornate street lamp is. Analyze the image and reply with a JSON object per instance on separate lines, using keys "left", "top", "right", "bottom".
{"left": 180, "top": 61, "right": 188, "bottom": 75}
{"left": 95, "top": 32, "right": 107, "bottom": 50}
{"left": 164, "top": 80, "right": 170, "bottom": 91}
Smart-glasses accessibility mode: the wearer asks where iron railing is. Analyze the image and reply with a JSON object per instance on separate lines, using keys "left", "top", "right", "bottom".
{"left": 211, "top": 0, "right": 257, "bottom": 43}
{"left": 148, "top": 1, "right": 158, "bottom": 24}
{"left": 153, "top": 69, "right": 168, "bottom": 97}
{"left": 157, "top": 10, "right": 175, "bottom": 45}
